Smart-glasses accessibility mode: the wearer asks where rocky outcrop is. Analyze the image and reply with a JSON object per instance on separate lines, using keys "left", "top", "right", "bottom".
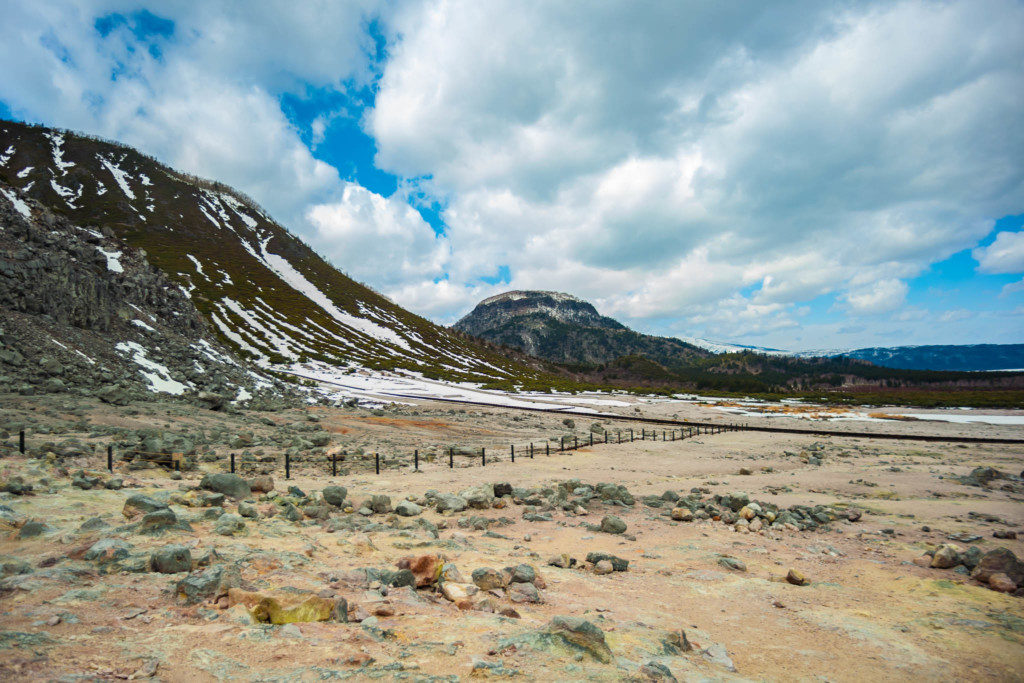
{"left": 453, "top": 290, "right": 706, "bottom": 365}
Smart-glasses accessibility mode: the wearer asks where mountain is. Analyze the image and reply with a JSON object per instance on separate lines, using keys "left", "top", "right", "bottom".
{"left": 453, "top": 290, "right": 708, "bottom": 366}
{"left": 0, "top": 120, "right": 542, "bottom": 395}
{"left": 682, "top": 334, "right": 1023, "bottom": 372}
{"left": 837, "top": 344, "right": 1024, "bottom": 372}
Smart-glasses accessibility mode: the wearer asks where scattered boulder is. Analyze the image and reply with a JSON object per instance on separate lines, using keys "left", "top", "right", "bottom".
{"left": 435, "top": 493, "right": 468, "bottom": 513}
{"left": 138, "top": 509, "right": 183, "bottom": 535}
{"left": 670, "top": 508, "right": 693, "bottom": 522}
{"left": 545, "top": 616, "right": 614, "bottom": 663}
{"left": 971, "top": 547, "right": 1024, "bottom": 588}
{"left": 214, "top": 513, "right": 246, "bottom": 536}
{"left": 786, "top": 569, "right": 809, "bottom": 586}
{"left": 367, "top": 494, "right": 391, "bottom": 514}
{"left": 594, "top": 560, "right": 614, "bottom": 575}
{"left": 16, "top": 520, "right": 49, "bottom": 539}
{"left": 460, "top": 485, "right": 494, "bottom": 509}
{"left": 122, "top": 494, "right": 169, "bottom": 520}
{"left": 395, "top": 500, "right": 422, "bottom": 517}
{"left": 717, "top": 556, "right": 747, "bottom": 572}
{"left": 84, "top": 538, "right": 132, "bottom": 563}
{"left": 396, "top": 554, "right": 442, "bottom": 588}
{"left": 176, "top": 564, "right": 243, "bottom": 604}
{"left": 248, "top": 476, "right": 274, "bottom": 494}
{"left": 150, "top": 545, "right": 192, "bottom": 573}
{"left": 930, "top": 544, "right": 960, "bottom": 569}
{"left": 321, "top": 486, "right": 347, "bottom": 507}
{"left": 471, "top": 567, "right": 504, "bottom": 591}
{"left": 200, "top": 473, "right": 251, "bottom": 500}
{"left": 600, "top": 515, "right": 627, "bottom": 534}
{"left": 509, "top": 582, "right": 542, "bottom": 604}
{"left": 585, "top": 552, "right": 629, "bottom": 572}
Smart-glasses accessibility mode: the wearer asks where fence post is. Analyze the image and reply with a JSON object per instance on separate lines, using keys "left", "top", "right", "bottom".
{"left": 642, "top": 429, "right": 645, "bottom": 441}
{"left": 510, "top": 444, "right": 515, "bottom": 463}
{"left": 174, "top": 460, "right": 180, "bottom": 473}
{"left": 285, "top": 451, "right": 291, "bottom": 479}
{"left": 414, "top": 449, "right": 419, "bottom": 470}
{"left": 375, "top": 452, "right": 380, "bottom": 475}
{"left": 530, "top": 442, "right": 534, "bottom": 458}
{"left": 663, "top": 430, "right": 666, "bottom": 441}
{"left": 449, "top": 447, "right": 454, "bottom": 469}
{"left": 574, "top": 436, "right": 578, "bottom": 450}
{"left": 481, "top": 448, "right": 486, "bottom": 466}
{"left": 107, "top": 445, "right": 113, "bottom": 472}
{"left": 630, "top": 429, "right": 634, "bottom": 442}
{"left": 546, "top": 442, "right": 550, "bottom": 456}
{"left": 230, "top": 452, "right": 235, "bottom": 474}
{"left": 332, "top": 454, "right": 337, "bottom": 477}
{"left": 19, "top": 430, "right": 25, "bottom": 454}
{"left": 617, "top": 430, "right": 621, "bottom": 444}
{"left": 589, "top": 433, "right": 593, "bottom": 447}
{"left": 604, "top": 430, "right": 608, "bottom": 444}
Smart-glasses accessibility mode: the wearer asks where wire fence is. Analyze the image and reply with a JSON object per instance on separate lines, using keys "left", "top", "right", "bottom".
{"left": 7, "top": 424, "right": 739, "bottom": 480}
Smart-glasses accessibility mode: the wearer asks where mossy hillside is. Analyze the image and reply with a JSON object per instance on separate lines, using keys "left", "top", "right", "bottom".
{"left": 0, "top": 120, "right": 542, "bottom": 384}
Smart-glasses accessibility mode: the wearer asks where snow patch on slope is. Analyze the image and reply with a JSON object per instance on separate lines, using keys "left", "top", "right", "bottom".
{"left": 0, "top": 187, "right": 31, "bottom": 218}
{"left": 115, "top": 341, "right": 190, "bottom": 395}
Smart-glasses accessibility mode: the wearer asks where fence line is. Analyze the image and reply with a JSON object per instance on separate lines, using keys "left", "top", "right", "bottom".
{"left": 8, "top": 424, "right": 739, "bottom": 480}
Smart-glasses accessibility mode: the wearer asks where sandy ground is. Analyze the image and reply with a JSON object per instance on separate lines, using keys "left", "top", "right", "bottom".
{"left": 1, "top": 392, "right": 1023, "bottom": 681}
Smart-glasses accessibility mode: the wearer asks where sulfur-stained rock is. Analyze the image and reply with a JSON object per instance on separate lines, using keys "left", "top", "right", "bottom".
{"left": 472, "top": 567, "right": 504, "bottom": 591}
{"left": 930, "top": 545, "right": 960, "bottom": 569}
{"left": 546, "top": 616, "right": 614, "bottom": 663}
{"left": 250, "top": 595, "right": 345, "bottom": 624}
{"left": 396, "top": 554, "right": 442, "bottom": 587}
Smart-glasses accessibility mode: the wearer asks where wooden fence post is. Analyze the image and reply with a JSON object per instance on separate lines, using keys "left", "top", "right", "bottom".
{"left": 107, "top": 445, "right": 113, "bottom": 472}
{"left": 414, "top": 449, "right": 419, "bottom": 470}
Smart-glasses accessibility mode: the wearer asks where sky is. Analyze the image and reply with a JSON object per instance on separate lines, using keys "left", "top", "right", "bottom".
{"left": 1, "top": 0, "right": 1022, "bottom": 351}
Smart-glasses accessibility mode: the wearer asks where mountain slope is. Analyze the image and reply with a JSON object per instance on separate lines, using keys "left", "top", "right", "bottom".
{"left": 682, "top": 335, "right": 1023, "bottom": 372}
{"left": 0, "top": 120, "right": 539, "bottom": 384}
{"left": 838, "top": 344, "right": 1024, "bottom": 372}
{"left": 453, "top": 290, "right": 708, "bottom": 365}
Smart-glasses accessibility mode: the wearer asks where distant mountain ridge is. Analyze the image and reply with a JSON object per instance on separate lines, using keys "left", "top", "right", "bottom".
{"left": 682, "top": 336, "right": 1024, "bottom": 372}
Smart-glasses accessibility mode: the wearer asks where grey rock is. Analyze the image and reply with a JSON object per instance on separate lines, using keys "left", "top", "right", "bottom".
{"left": 322, "top": 486, "right": 348, "bottom": 507}
{"left": 150, "top": 545, "right": 192, "bottom": 573}
{"left": 599, "top": 515, "right": 627, "bottom": 534}
{"left": 199, "top": 473, "right": 251, "bottom": 500}
{"left": 395, "top": 500, "right": 422, "bottom": 517}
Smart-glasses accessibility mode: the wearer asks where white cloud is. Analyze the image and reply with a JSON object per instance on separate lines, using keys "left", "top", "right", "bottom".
{"left": 371, "top": 0, "right": 1024, "bottom": 326}
{"left": 974, "top": 231, "right": 1024, "bottom": 274}
{"left": 306, "top": 184, "right": 448, "bottom": 288}
{"left": 843, "top": 279, "right": 908, "bottom": 315}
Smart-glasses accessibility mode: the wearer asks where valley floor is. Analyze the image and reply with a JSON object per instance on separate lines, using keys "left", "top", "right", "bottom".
{"left": 1, "top": 391, "right": 1023, "bottom": 681}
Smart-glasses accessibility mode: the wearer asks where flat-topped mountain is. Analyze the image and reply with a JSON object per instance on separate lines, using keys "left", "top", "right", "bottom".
{"left": 454, "top": 290, "right": 706, "bottom": 366}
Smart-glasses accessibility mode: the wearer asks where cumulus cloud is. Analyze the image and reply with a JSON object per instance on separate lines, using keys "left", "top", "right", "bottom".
{"left": 2, "top": 0, "right": 1022, "bottom": 349}
{"left": 306, "top": 184, "right": 449, "bottom": 288}
{"left": 371, "top": 0, "right": 1024, "bottom": 326}
{"left": 974, "top": 231, "right": 1024, "bottom": 274}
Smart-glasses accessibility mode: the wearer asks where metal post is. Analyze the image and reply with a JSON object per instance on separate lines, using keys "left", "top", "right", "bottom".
{"left": 617, "top": 430, "right": 621, "bottom": 444}
{"left": 375, "top": 452, "right": 380, "bottom": 475}
{"left": 285, "top": 451, "right": 291, "bottom": 479}
{"left": 663, "top": 430, "right": 666, "bottom": 441}
{"left": 107, "top": 445, "right": 113, "bottom": 472}
{"left": 589, "top": 433, "right": 593, "bottom": 447}
{"left": 449, "top": 447, "right": 454, "bottom": 469}
{"left": 574, "top": 436, "right": 578, "bottom": 450}
{"left": 332, "top": 454, "right": 337, "bottom": 476}
{"left": 510, "top": 444, "right": 515, "bottom": 463}
{"left": 642, "top": 429, "right": 645, "bottom": 441}
{"left": 530, "top": 442, "right": 534, "bottom": 458}
{"left": 546, "top": 442, "right": 550, "bottom": 456}
{"left": 19, "top": 430, "right": 25, "bottom": 454}
{"left": 174, "top": 460, "right": 180, "bottom": 472}
{"left": 414, "top": 449, "right": 419, "bottom": 470}
{"left": 230, "top": 452, "right": 235, "bottom": 474}
{"left": 481, "top": 448, "right": 485, "bottom": 466}
{"left": 630, "top": 428, "right": 634, "bottom": 442}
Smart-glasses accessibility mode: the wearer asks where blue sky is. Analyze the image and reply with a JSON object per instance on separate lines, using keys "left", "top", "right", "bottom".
{"left": 1, "top": 1, "right": 1022, "bottom": 350}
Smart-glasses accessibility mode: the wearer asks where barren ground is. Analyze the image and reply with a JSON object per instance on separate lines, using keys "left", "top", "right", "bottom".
{"left": 1, "top": 391, "right": 1022, "bottom": 681}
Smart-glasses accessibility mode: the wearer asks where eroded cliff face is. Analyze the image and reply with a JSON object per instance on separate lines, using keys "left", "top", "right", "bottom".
{"left": 0, "top": 183, "right": 285, "bottom": 406}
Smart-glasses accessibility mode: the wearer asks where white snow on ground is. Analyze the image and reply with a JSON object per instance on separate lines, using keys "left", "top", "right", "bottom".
{"left": 138, "top": 173, "right": 152, "bottom": 186}
{"left": 0, "top": 145, "right": 13, "bottom": 165}
{"left": 708, "top": 403, "right": 1024, "bottom": 426}
{"left": 98, "top": 155, "right": 135, "bottom": 200}
{"left": 198, "top": 204, "right": 221, "bottom": 228}
{"left": 96, "top": 182, "right": 107, "bottom": 196}
{"left": 186, "top": 254, "right": 205, "bottom": 277}
{"left": 49, "top": 179, "right": 81, "bottom": 208}
{"left": 219, "top": 298, "right": 302, "bottom": 360}
{"left": 96, "top": 247, "right": 123, "bottom": 273}
{"left": 208, "top": 310, "right": 266, "bottom": 359}
{"left": 131, "top": 319, "right": 156, "bottom": 333}
{"left": 74, "top": 349, "right": 96, "bottom": 365}
{"left": 235, "top": 386, "right": 253, "bottom": 402}
{"left": 17, "top": 166, "right": 32, "bottom": 178}
{"left": 191, "top": 339, "right": 241, "bottom": 367}
{"left": 44, "top": 133, "right": 74, "bottom": 174}
{"left": 219, "top": 192, "right": 259, "bottom": 228}
{"left": 287, "top": 362, "right": 604, "bottom": 414}
{"left": 247, "top": 235, "right": 413, "bottom": 352}
{"left": 0, "top": 187, "right": 31, "bottom": 218}
{"left": 75, "top": 226, "right": 103, "bottom": 239}
{"left": 115, "top": 341, "right": 190, "bottom": 395}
